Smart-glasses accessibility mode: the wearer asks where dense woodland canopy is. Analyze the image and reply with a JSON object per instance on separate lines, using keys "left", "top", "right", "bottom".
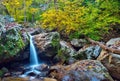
{"left": 0, "top": 0, "right": 120, "bottom": 40}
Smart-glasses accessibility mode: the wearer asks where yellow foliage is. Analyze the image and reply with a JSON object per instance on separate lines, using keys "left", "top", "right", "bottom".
{"left": 41, "top": 0, "right": 86, "bottom": 35}
{"left": 2, "top": 0, "right": 32, "bottom": 22}
{"left": 29, "top": 8, "right": 39, "bottom": 14}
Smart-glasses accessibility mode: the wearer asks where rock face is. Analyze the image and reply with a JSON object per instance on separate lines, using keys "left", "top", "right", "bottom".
{"left": 0, "top": 15, "right": 31, "bottom": 64}
{"left": 34, "top": 32, "right": 60, "bottom": 59}
{"left": 49, "top": 60, "right": 113, "bottom": 81}
{"left": 97, "top": 38, "right": 120, "bottom": 80}
{"left": 75, "top": 45, "right": 101, "bottom": 60}
{"left": 0, "top": 25, "right": 27, "bottom": 63}
{"left": 13, "top": 45, "right": 30, "bottom": 61}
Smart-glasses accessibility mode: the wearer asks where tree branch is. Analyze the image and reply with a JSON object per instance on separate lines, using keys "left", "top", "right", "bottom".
{"left": 86, "top": 37, "right": 120, "bottom": 54}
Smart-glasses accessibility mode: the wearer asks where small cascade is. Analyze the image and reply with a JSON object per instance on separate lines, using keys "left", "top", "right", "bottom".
{"left": 29, "top": 34, "right": 39, "bottom": 65}
{"left": 20, "top": 34, "right": 49, "bottom": 79}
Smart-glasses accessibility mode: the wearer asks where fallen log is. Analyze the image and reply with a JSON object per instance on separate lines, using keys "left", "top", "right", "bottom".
{"left": 86, "top": 37, "right": 120, "bottom": 54}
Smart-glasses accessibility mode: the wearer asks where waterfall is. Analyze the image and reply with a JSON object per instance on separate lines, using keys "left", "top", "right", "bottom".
{"left": 29, "top": 34, "right": 39, "bottom": 65}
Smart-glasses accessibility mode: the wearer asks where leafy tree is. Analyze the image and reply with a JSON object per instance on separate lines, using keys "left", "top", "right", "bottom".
{"left": 40, "top": 0, "right": 120, "bottom": 40}
{"left": 2, "top": 0, "right": 32, "bottom": 22}
{"left": 41, "top": 0, "right": 86, "bottom": 36}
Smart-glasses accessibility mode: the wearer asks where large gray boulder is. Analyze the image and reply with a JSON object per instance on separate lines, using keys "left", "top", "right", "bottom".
{"left": 49, "top": 60, "right": 114, "bottom": 81}
{"left": 34, "top": 32, "right": 60, "bottom": 59}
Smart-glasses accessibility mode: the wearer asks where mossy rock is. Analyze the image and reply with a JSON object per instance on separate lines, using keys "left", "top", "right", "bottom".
{"left": 0, "top": 27, "right": 26, "bottom": 63}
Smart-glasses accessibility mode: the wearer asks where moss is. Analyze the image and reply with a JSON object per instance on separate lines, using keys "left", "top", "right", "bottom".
{"left": 0, "top": 28, "right": 25, "bottom": 61}
{"left": 0, "top": 70, "right": 4, "bottom": 77}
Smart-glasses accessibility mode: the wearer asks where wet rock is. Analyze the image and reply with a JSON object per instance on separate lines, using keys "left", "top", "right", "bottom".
{"left": 35, "top": 64, "right": 49, "bottom": 71}
{"left": 37, "top": 71, "right": 48, "bottom": 77}
{"left": 97, "top": 38, "right": 120, "bottom": 80}
{"left": 71, "top": 39, "right": 87, "bottom": 48}
{"left": 4, "top": 72, "right": 11, "bottom": 77}
{"left": 34, "top": 32, "right": 60, "bottom": 59}
{"left": 44, "top": 78, "right": 57, "bottom": 81}
{"left": 27, "top": 71, "right": 37, "bottom": 76}
{"left": 76, "top": 45, "right": 101, "bottom": 60}
{"left": 11, "top": 71, "right": 23, "bottom": 76}
{"left": 22, "top": 64, "right": 49, "bottom": 78}
{"left": 49, "top": 60, "right": 113, "bottom": 81}
{"left": 23, "top": 67, "right": 33, "bottom": 74}
{"left": 2, "top": 77, "right": 29, "bottom": 81}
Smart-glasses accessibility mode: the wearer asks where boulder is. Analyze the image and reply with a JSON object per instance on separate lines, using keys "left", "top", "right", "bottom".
{"left": 59, "top": 41, "right": 76, "bottom": 57}
{"left": 97, "top": 38, "right": 120, "bottom": 80}
{"left": 53, "top": 41, "right": 77, "bottom": 64}
{"left": 49, "top": 60, "right": 113, "bottom": 81}
{"left": 0, "top": 16, "right": 29, "bottom": 63}
{"left": 75, "top": 45, "right": 101, "bottom": 60}
{"left": 34, "top": 32, "right": 60, "bottom": 59}
{"left": 11, "top": 71, "right": 23, "bottom": 77}
{"left": 71, "top": 39, "right": 87, "bottom": 48}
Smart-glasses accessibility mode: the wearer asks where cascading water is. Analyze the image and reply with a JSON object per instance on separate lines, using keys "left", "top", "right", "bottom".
{"left": 29, "top": 34, "right": 39, "bottom": 65}
{"left": 20, "top": 34, "right": 41, "bottom": 78}
{"left": 20, "top": 34, "right": 49, "bottom": 79}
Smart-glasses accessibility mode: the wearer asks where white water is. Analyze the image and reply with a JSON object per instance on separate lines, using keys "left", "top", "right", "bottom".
{"left": 29, "top": 35, "right": 39, "bottom": 65}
